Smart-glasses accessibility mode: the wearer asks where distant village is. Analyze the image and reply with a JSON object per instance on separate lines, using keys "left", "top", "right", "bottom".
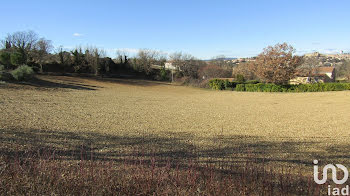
{"left": 215, "top": 51, "right": 350, "bottom": 66}
{"left": 159, "top": 52, "right": 350, "bottom": 84}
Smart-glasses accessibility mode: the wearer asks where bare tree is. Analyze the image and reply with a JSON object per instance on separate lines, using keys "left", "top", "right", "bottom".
{"left": 33, "top": 38, "right": 53, "bottom": 72}
{"left": 135, "top": 49, "right": 162, "bottom": 74}
{"left": 85, "top": 46, "right": 106, "bottom": 75}
{"left": 255, "top": 43, "right": 302, "bottom": 84}
{"left": 116, "top": 49, "right": 129, "bottom": 64}
{"left": 3, "top": 30, "right": 39, "bottom": 63}
{"left": 169, "top": 52, "right": 202, "bottom": 78}
{"left": 4, "top": 30, "right": 38, "bottom": 51}
{"left": 198, "top": 64, "right": 231, "bottom": 79}
{"left": 232, "top": 61, "right": 257, "bottom": 80}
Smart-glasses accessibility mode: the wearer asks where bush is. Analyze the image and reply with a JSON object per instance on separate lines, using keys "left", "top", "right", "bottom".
{"left": 0, "top": 72, "right": 13, "bottom": 81}
{"left": 224, "top": 79, "right": 237, "bottom": 90}
{"left": 262, "top": 84, "right": 283, "bottom": 92}
{"left": 208, "top": 79, "right": 225, "bottom": 90}
{"left": 0, "top": 65, "right": 4, "bottom": 81}
{"left": 244, "top": 84, "right": 256, "bottom": 92}
{"left": 0, "top": 51, "right": 11, "bottom": 67}
{"left": 234, "top": 83, "right": 350, "bottom": 92}
{"left": 235, "top": 84, "right": 245, "bottom": 91}
{"left": 205, "top": 79, "right": 350, "bottom": 93}
{"left": 323, "top": 83, "right": 348, "bottom": 91}
{"left": 231, "top": 81, "right": 239, "bottom": 88}
{"left": 209, "top": 79, "right": 244, "bottom": 90}
{"left": 0, "top": 65, "right": 13, "bottom": 81}
{"left": 159, "top": 67, "right": 169, "bottom": 81}
{"left": 10, "top": 52, "right": 26, "bottom": 66}
{"left": 154, "top": 67, "right": 170, "bottom": 81}
{"left": 245, "top": 80, "right": 259, "bottom": 84}
{"left": 11, "top": 65, "right": 34, "bottom": 81}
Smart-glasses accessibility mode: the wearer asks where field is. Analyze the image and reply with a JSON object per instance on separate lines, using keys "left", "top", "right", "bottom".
{"left": 1, "top": 75, "right": 350, "bottom": 195}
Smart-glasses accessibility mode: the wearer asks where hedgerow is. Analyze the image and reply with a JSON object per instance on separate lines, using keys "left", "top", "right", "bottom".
{"left": 208, "top": 79, "right": 350, "bottom": 92}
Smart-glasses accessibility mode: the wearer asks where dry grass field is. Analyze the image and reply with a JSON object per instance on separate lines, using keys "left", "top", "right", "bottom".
{"left": 1, "top": 75, "right": 350, "bottom": 194}
{"left": 1, "top": 75, "right": 350, "bottom": 163}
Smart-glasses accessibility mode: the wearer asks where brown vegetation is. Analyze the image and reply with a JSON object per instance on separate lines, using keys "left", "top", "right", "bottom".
{"left": 0, "top": 148, "right": 325, "bottom": 195}
{"left": 254, "top": 43, "right": 302, "bottom": 84}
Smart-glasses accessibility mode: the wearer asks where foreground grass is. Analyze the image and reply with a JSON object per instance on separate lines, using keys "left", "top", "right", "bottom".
{"left": 0, "top": 75, "right": 350, "bottom": 194}
{"left": 1, "top": 149, "right": 326, "bottom": 195}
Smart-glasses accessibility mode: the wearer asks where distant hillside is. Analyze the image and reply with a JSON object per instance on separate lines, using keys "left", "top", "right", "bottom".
{"left": 304, "top": 52, "right": 350, "bottom": 60}
{"left": 203, "top": 57, "right": 237, "bottom": 62}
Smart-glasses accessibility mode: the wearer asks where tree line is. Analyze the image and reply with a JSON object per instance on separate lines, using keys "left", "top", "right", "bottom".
{"left": 0, "top": 31, "right": 218, "bottom": 82}
{"left": 1, "top": 30, "right": 349, "bottom": 84}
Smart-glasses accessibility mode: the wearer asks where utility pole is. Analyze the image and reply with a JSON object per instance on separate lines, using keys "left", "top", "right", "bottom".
{"left": 171, "top": 69, "right": 174, "bottom": 83}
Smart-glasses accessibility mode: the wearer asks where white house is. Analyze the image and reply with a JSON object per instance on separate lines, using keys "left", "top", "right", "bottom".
{"left": 290, "top": 66, "right": 336, "bottom": 84}
{"left": 164, "top": 62, "right": 177, "bottom": 70}
{"left": 151, "top": 62, "right": 178, "bottom": 71}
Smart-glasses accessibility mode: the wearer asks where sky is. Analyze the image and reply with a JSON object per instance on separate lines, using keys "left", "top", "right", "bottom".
{"left": 1, "top": 0, "right": 350, "bottom": 59}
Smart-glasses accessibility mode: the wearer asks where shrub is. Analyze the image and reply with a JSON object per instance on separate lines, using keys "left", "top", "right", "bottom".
{"left": 0, "top": 65, "right": 3, "bottom": 81}
{"left": 243, "top": 83, "right": 264, "bottom": 92}
{"left": 322, "top": 83, "right": 348, "bottom": 91}
{"left": 231, "top": 81, "right": 238, "bottom": 88}
{"left": 11, "top": 65, "right": 34, "bottom": 81}
{"left": 10, "top": 51, "right": 26, "bottom": 66}
{"left": 0, "top": 72, "right": 13, "bottom": 81}
{"left": 208, "top": 79, "right": 225, "bottom": 90}
{"left": 346, "top": 83, "right": 350, "bottom": 90}
{"left": 235, "top": 84, "right": 245, "bottom": 91}
{"left": 245, "top": 80, "right": 259, "bottom": 84}
{"left": 224, "top": 79, "right": 235, "bottom": 90}
{"left": 0, "top": 65, "right": 13, "bottom": 81}
{"left": 154, "top": 66, "right": 170, "bottom": 81}
{"left": 244, "top": 84, "right": 256, "bottom": 92}
{"left": 262, "top": 84, "right": 274, "bottom": 92}
{"left": 271, "top": 84, "right": 284, "bottom": 92}
{"left": 236, "top": 83, "right": 350, "bottom": 92}
{"left": 159, "top": 66, "right": 169, "bottom": 81}
{"left": 261, "top": 84, "right": 285, "bottom": 92}
{"left": 207, "top": 79, "right": 350, "bottom": 92}
{"left": 294, "top": 84, "right": 307, "bottom": 92}
{"left": 208, "top": 79, "right": 237, "bottom": 90}
{"left": 0, "top": 51, "right": 11, "bottom": 67}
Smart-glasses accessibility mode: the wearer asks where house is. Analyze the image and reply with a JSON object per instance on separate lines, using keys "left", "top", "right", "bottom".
{"left": 317, "top": 66, "right": 335, "bottom": 81}
{"left": 290, "top": 66, "right": 336, "bottom": 84}
{"left": 164, "top": 62, "right": 177, "bottom": 70}
{"left": 151, "top": 62, "right": 178, "bottom": 71}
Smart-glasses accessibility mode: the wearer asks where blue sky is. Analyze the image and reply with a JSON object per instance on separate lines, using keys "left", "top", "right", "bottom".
{"left": 1, "top": 0, "right": 350, "bottom": 59}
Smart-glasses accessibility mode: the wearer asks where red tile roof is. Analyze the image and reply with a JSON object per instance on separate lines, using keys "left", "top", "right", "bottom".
{"left": 317, "top": 67, "right": 335, "bottom": 73}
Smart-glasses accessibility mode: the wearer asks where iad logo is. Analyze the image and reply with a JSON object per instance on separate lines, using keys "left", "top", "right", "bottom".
{"left": 313, "top": 160, "right": 349, "bottom": 196}
{"left": 313, "top": 160, "right": 348, "bottom": 185}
